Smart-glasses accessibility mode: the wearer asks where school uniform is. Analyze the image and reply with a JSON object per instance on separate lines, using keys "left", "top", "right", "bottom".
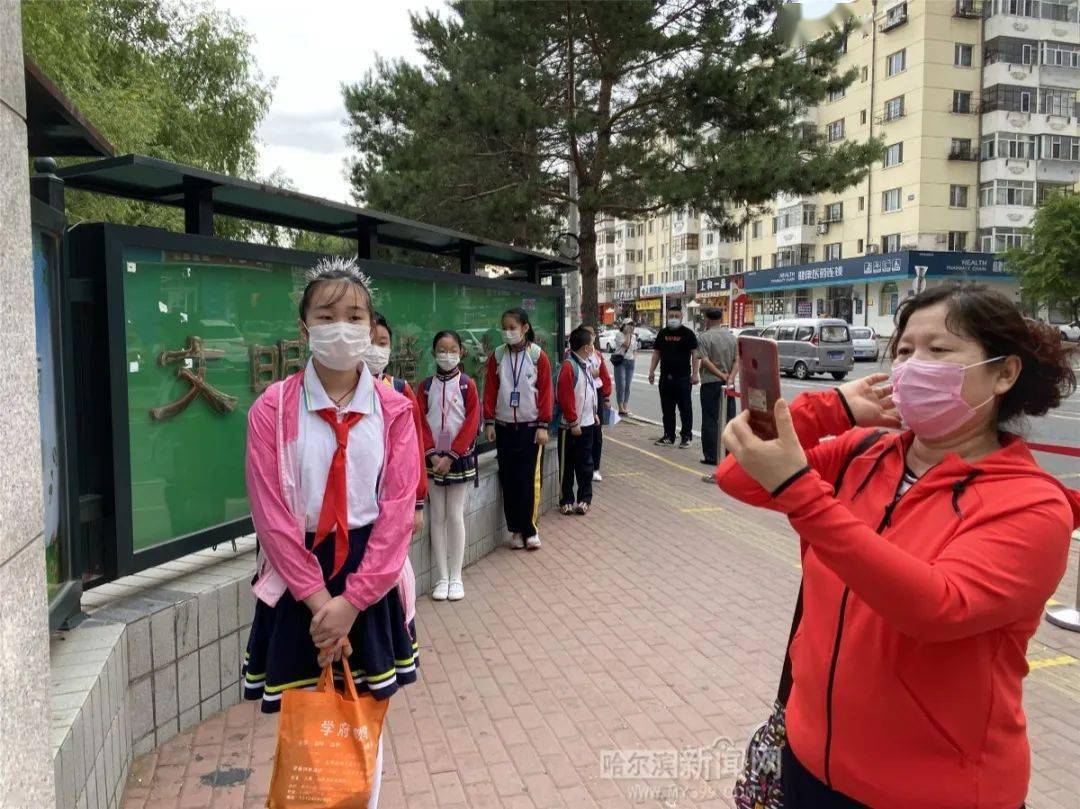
{"left": 378, "top": 374, "right": 428, "bottom": 509}
{"left": 242, "top": 360, "right": 421, "bottom": 715}
{"left": 483, "top": 343, "right": 554, "bottom": 540}
{"left": 417, "top": 369, "right": 480, "bottom": 486}
{"left": 585, "top": 353, "right": 613, "bottom": 471}
{"left": 556, "top": 354, "right": 597, "bottom": 506}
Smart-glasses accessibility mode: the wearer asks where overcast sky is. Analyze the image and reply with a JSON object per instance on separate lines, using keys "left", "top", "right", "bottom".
{"left": 214, "top": 0, "right": 839, "bottom": 205}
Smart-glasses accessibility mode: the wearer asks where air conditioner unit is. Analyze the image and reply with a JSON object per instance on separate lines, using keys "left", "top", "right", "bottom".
{"left": 817, "top": 222, "right": 830, "bottom": 235}
{"left": 867, "top": 244, "right": 881, "bottom": 254}
{"left": 901, "top": 240, "right": 919, "bottom": 250}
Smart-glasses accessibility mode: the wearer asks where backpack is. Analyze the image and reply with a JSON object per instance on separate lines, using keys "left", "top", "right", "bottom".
{"left": 422, "top": 372, "right": 479, "bottom": 487}
{"left": 732, "top": 428, "right": 887, "bottom": 809}
{"left": 550, "top": 359, "right": 581, "bottom": 431}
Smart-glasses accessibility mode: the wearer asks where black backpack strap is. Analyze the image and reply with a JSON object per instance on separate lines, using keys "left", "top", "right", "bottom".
{"left": 776, "top": 428, "right": 887, "bottom": 706}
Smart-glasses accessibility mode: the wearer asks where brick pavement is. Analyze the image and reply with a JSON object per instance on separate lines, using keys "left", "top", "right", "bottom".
{"left": 119, "top": 419, "right": 1080, "bottom": 809}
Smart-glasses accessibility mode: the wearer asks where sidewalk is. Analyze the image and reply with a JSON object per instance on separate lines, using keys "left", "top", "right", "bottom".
{"left": 120, "top": 419, "right": 1080, "bottom": 809}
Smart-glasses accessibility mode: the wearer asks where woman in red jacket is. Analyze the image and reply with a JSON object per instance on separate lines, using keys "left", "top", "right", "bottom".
{"left": 718, "top": 284, "right": 1078, "bottom": 808}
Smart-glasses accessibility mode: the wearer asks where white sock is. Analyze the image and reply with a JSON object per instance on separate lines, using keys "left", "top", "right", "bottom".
{"left": 367, "top": 732, "right": 384, "bottom": 807}
{"left": 429, "top": 486, "right": 450, "bottom": 583}
{"left": 446, "top": 484, "right": 468, "bottom": 582}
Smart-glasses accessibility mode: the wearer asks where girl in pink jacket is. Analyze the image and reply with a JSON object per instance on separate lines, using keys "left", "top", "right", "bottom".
{"left": 241, "top": 257, "right": 421, "bottom": 803}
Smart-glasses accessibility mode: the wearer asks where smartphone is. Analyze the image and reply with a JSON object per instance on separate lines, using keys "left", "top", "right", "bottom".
{"left": 738, "top": 335, "right": 781, "bottom": 440}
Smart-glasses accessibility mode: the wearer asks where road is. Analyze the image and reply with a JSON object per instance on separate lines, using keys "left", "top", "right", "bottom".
{"left": 608, "top": 350, "right": 1080, "bottom": 486}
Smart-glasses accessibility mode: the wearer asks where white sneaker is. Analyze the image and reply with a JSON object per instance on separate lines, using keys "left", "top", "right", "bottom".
{"left": 592, "top": 471, "right": 603, "bottom": 482}
{"left": 431, "top": 579, "right": 449, "bottom": 601}
{"left": 448, "top": 579, "right": 465, "bottom": 601}
{"left": 525, "top": 533, "right": 542, "bottom": 551}
{"left": 509, "top": 533, "right": 525, "bottom": 550}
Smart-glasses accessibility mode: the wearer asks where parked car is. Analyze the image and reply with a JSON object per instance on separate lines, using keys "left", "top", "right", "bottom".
{"left": 1057, "top": 320, "right": 1080, "bottom": 342}
{"left": 850, "top": 326, "right": 880, "bottom": 361}
{"left": 733, "top": 327, "right": 763, "bottom": 339}
{"left": 759, "top": 318, "right": 854, "bottom": 381}
{"left": 597, "top": 327, "right": 620, "bottom": 351}
{"left": 634, "top": 326, "right": 657, "bottom": 350}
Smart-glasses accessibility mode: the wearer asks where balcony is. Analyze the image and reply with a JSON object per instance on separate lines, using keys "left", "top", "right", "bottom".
{"left": 951, "top": 100, "right": 982, "bottom": 115}
{"left": 949, "top": 146, "right": 978, "bottom": 161}
{"left": 879, "top": 3, "right": 909, "bottom": 32}
{"left": 953, "top": 0, "right": 983, "bottom": 18}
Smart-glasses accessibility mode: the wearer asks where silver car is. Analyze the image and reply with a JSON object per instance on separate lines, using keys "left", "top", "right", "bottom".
{"left": 850, "top": 327, "right": 880, "bottom": 361}
{"left": 759, "top": 318, "right": 854, "bottom": 381}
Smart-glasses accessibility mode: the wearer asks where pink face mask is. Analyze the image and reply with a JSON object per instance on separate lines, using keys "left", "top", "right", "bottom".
{"left": 891, "top": 356, "right": 1003, "bottom": 440}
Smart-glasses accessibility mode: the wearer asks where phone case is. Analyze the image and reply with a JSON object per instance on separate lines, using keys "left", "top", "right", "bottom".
{"left": 738, "top": 336, "right": 781, "bottom": 440}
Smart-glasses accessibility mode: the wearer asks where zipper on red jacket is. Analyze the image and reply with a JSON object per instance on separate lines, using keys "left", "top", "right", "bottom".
{"left": 822, "top": 481, "right": 903, "bottom": 787}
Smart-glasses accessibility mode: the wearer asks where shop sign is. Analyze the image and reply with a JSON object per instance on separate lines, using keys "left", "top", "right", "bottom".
{"left": 639, "top": 281, "right": 685, "bottom": 297}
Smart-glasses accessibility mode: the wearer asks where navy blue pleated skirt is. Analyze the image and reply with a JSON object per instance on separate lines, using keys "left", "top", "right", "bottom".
{"left": 242, "top": 525, "right": 419, "bottom": 713}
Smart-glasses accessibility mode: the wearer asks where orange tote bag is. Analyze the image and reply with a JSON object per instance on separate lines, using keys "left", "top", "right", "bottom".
{"left": 267, "top": 659, "right": 389, "bottom": 808}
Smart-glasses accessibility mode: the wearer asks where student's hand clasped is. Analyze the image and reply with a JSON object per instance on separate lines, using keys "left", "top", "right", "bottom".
{"left": 722, "top": 400, "right": 808, "bottom": 493}
{"left": 310, "top": 596, "right": 359, "bottom": 647}
{"left": 433, "top": 455, "right": 453, "bottom": 476}
{"left": 317, "top": 636, "right": 352, "bottom": 668}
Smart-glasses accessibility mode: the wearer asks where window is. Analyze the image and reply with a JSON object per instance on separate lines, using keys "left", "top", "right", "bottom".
{"left": 953, "top": 90, "right": 973, "bottom": 113}
{"left": 673, "top": 234, "right": 699, "bottom": 252}
{"left": 648, "top": 247, "right": 655, "bottom": 261}
{"left": 950, "top": 185, "right": 969, "bottom": 207}
{"left": 761, "top": 326, "right": 778, "bottom": 340}
{"left": 705, "top": 232, "right": 715, "bottom": 245}
{"left": 828, "top": 86, "right": 846, "bottom": 102}
{"left": 955, "top": 44, "right": 974, "bottom": 67}
{"left": 861, "top": 66, "right": 869, "bottom": 82}
{"left": 625, "top": 250, "right": 636, "bottom": 263}
{"left": 978, "top": 227, "right": 1030, "bottom": 252}
{"left": 858, "top": 196, "right": 865, "bottom": 212}
{"left": 984, "top": 132, "right": 1038, "bottom": 160}
{"left": 796, "top": 326, "right": 815, "bottom": 342}
{"left": 648, "top": 221, "right": 654, "bottom": 234}
{"left": 979, "top": 179, "right": 1036, "bottom": 206}
{"left": 882, "top": 2, "right": 908, "bottom": 30}
{"left": 857, "top": 238, "right": 865, "bottom": 252}
{"left": 778, "top": 326, "right": 797, "bottom": 341}
{"left": 732, "top": 259, "right": 744, "bottom": 274}
{"left": 752, "top": 256, "right": 763, "bottom": 271}
{"left": 661, "top": 244, "right": 667, "bottom": 257}
{"left": 662, "top": 218, "right": 668, "bottom": 230}
{"left": 882, "top": 233, "right": 901, "bottom": 252}
{"left": 821, "top": 325, "right": 850, "bottom": 343}
{"left": 950, "top": 138, "right": 973, "bottom": 159}
{"left": 752, "top": 220, "right": 762, "bottom": 238}
{"left": 1040, "top": 135, "right": 1080, "bottom": 161}
{"left": 1043, "top": 41, "right": 1080, "bottom": 69}
{"left": 860, "top": 109, "right": 868, "bottom": 125}
{"left": 982, "top": 84, "right": 1033, "bottom": 114}
{"left": 827, "top": 119, "right": 845, "bottom": 142}
{"left": 882, "top": 187, "right": 902, "bottom": 212}
{"left": 882, "top": 282, "right": 900, "bottom": 315}
{"left": 824, "top": 202, "right": 843, "bottom": 222}
{"left": 824, "top": 242, "right": 843, "bottom": 260}
{"left": 884, "top": 142, "right": 903, "bottom": 167}
{"left": 886, "top": 49, "right": 906, "bottom": 76}
{"left": 647, "top": 273, "right": 655, "bottom": 284}
{"left": 883, "top": 95, "right": 904, "bottom": 121}
{"left": 1039, "top": 87, "right": 1077, "bottom": 117}
{"left": 637, "top": 250, "right": 644, "bottom": 262}
{"left": 948, "top": 231, "right": 968, "bottom": 251}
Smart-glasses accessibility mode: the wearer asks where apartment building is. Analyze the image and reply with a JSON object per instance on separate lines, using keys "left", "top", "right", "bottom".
{"left": 592, "top": 0, "right": 1078, "bottom": 335}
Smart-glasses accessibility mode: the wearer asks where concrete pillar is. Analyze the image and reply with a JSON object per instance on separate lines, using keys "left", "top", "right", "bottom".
{"left": 0, "top": 2, "right": 55, "bottom": 806}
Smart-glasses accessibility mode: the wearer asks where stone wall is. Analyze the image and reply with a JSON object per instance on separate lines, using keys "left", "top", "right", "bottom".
{"left": 0, "top": 1, "right": 56, "bottom": 806}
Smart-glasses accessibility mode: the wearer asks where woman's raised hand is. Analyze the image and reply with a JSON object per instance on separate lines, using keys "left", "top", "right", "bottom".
{"left": 837, "top": 373, "right": 901, "bottom": 430}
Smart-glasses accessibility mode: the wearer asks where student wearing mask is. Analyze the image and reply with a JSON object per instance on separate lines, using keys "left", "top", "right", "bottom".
{"left": 556, "top": 327, "right": 601, "bottom": 515}
{"left": 242, "top": 257, "right": 421, "bottom": 807}
{"left": 367, "top": 312, "right": 427, "bottom": 535}
{"left": 483, "top": 308, "right": 553, "bottom": 550}
{"left": 416, "top": 331, "right": 480, "bottom": 601}
{"left": 694, "top": 307, "right": 738, "bottom": 474}
{"left": 648, "top": 305, "right": 698, "bottom": 448}
{"left": 581, "top": 324, "right": 613, "bottom": 481}
{"left": 717, "top": 284, "right": 1079, "bottom": 808}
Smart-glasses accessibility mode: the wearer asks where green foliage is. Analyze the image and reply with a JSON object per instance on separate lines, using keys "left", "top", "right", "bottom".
{"left": 344, "top": 0, "right": 883, "bottom": 322}
{"left": 22, "top": 0, "right": 272, "bottom": 238}
{"left": 1006, "top": 192, "right": 1080, "bottom": 322}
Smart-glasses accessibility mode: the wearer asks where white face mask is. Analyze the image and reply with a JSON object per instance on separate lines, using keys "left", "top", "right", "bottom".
{"left": 307, "top": 322, "right": 371, "bottom": 371}
{"left": 363, "top": 344, "right": 392, "bottom": 376}
{"left": 503, "top": 329, "right": 523, "bottom": 346}
{"left": 436, "top": 351, "right": 460, "bottom": 371}
{"left": 667, "top": 317, "right": 681, "bottom": 329}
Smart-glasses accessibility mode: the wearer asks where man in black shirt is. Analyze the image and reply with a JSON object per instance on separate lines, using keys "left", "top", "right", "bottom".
{"left": 648, "top": 305, "right": 698, "bottom": 447}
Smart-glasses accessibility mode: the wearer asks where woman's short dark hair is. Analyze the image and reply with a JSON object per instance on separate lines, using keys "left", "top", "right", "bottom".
{"left": 888, "top": 283, "right": 1076, "bottom": 423}
{"left": 299, "top": 256, "right": 374, "bottom": 320}
{"left": 432, "top": 330, "right": 463, "bottom": 351}
{"left": 372, "top": 311, "right": 392, "bottom": 341}
{"left": 502, "top": 307, "right": 536, "bottom": 342}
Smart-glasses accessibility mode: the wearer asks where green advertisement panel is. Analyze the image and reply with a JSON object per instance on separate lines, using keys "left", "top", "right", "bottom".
{"left": 120, "top": 244, "right": 558, "bottom": 553}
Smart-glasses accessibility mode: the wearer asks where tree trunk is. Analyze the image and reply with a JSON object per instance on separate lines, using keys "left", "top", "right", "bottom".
{"left": 578, "top": 206, "right": 600, "bottom": 327}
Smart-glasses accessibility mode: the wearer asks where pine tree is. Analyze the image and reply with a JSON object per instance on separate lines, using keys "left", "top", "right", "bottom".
{"left": 345, "top": 0, "right": 882, "bottom": 322}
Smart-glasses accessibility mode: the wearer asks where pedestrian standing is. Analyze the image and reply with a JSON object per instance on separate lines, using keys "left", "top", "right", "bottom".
{"left": 483, "top": 307, "right": 553, "bottom": 550}
{"left": 581, "top": 325, "right": 612, "bottom": 481}
{"left": 556, "top": 327, "right": 599, "bottom": 515}
{"left": 612, "top": 320, "right": 638, "bottom": 416}
{"left": 718, "top": 283, "right": 1079, "bottom": 808}
{"left": 417, "top": 330, "right": 480, "bottom": 601}
{"left": 694, "top": 307, "right": 738, "bottom": 475}
{"left": 242, "top": 257, "right": 420, "bottom": 807}
{"left": 648, "top": 305, "right": 698, "bottom": 448}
